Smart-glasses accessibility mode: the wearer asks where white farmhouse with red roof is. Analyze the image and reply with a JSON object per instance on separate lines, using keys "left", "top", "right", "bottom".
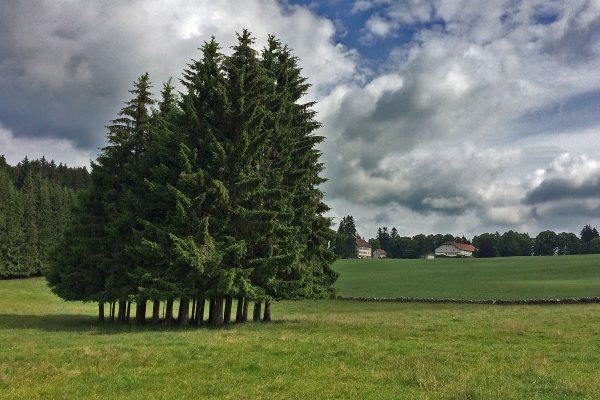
{"left": 373, "top": 249, "right": 386, "bottom": 258}
{"left": 435, "top": 242, "right": 476, "bottom": 257}
{"left": 355, "top": 238, "right": 372, "bottom": 259}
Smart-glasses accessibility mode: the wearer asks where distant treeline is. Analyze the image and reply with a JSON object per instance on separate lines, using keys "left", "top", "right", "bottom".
{"left": 334, "top": 215, "right": 600, "bottom": 258}
{"left": 0, "top": 156, "right": 90, "bottom": 278}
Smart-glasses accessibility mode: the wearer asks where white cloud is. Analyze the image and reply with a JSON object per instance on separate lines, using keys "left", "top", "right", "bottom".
{"left": 0, "top": 125, "right": 93, "bottom": 168}
{"left": 365, "top": 14, "right": 398, "bottom": 38}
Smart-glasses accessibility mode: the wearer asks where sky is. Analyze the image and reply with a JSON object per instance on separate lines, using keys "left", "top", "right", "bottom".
{"left": 1, "top": 0, "right": 600, "bottom": 240}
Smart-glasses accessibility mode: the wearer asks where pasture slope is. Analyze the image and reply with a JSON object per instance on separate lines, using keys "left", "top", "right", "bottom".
{"left": 1, "top": 256, "right": 600, "bottom": 399}
{"left": 332, "top": 254, "right": 600, "bottom": 300}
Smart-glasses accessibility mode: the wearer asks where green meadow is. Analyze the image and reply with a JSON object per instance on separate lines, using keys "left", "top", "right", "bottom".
{"left": 3, "top": 256, "right": 600, "bottom": 399}
{"left": 332, "top": 255, "right": 600, "bottom": 299}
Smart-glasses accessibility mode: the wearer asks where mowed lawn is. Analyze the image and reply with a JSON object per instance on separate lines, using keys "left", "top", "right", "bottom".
{"left": 2, "top": 278, "right": 600, "bottom": 398}
{"left": 332, "top": 254, "right": 600, "bottom": 299}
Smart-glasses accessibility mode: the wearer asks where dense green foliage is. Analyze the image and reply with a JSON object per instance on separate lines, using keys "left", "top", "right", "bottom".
{"left": 0, "top": 155, "right": 90, "bottom": 191}
{"left": 46, "top": 31, "right": 338, "bottom": 325}
{"left": 332, "top": 255, "right": 600, "bottom": 299}
{"left": 3, "top": 278, "right": 600, "bottom": 399}
{"left": 0, "top": 156, "right": 88, "bottom": 278}
{"left": 333, "top": 215, "right": 357, "bottom": 259}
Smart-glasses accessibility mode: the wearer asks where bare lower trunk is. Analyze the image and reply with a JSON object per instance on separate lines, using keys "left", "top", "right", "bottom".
{"left": 196, "top": 299, "right": 205, "bottom": 326}
{"left": 190, "top": 298, "right": 196, "bottom": 323}
{"left": 211, "top": 298, "right": 224, "bottom": 325}
{"left": 235, "top": 297, "right": 244, "bottom": 322}
{"left": 165, "top": 299, "right": 174, "bottom": 326}
{"left": 179, "top": 298, "right": 190, "bottom": 326}
{"left": 242, "top": 298, "right": 249, "bottom": 322}
{"left": 208, "top": 298, "right": 215, "bottom": 323}
{"left": 98, "top": 302, "right": 104, "bottom": 323}
{"left": 117, "top": 300, "right": 127, "bottom": 323}
{"left": 224, "top": 296, "right": 233, "bottom": 324}
{"left": 125, "top": 300, "right": 131, "bottom": 323}
{"left": 263, "top": 300, "right": 271, "bottom": 322}
{"left": 110, "top": 301, "right": 116, "bottom": 322}
{"left": 135, "top": 300, "right": 147, "bottom": 325}
{"left": 253, "top": 301, "right": 262, "bottom": 322}
{"left": 152, "top": 300, "right": 160, "bottom": 325}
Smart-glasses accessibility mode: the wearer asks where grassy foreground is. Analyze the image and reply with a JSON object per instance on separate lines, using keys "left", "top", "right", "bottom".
{"left": 2, "top": 278, "right": 600, "bottom": 399}
{"left": 332, "top": 255, "right": 600, "bottom": 299}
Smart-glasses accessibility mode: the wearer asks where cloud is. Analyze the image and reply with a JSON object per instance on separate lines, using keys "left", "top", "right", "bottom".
{"left": 362, "top": 14, "right": 400, "bottom": 43}
{"left": 2, "top": 0, "right": 600, "bottom": 239}
{"left": 0, "top": 124, "right": 94, "bottom": 167}
{"left": 526, "top": 154, "right": 600, "bottom": 204}
{"left": 0, "top": 0, "right": 358, "bottom": 163}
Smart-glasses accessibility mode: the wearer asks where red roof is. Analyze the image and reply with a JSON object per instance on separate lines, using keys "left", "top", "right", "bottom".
{"left": 356, "top": 238, "right": 371, "bottom": 248}
{"left": 442, "top": 242, "right": 475, "bottom": 252}
{"left": 376, "top": 249, "right": 386, "bottom": 254}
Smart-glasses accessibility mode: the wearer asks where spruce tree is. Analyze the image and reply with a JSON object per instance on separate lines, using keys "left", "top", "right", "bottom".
{"left": 253, "top": 35, "right": 338, "bottom": 308}
{"left": 0, "top": 169, "right": 27, "bottom": 277}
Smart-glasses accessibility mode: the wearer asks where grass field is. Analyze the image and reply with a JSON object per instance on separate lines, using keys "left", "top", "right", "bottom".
{"left": 2, "top": 276, "right": 600, "bottom": 399}
{"left": 332, "top": 254, "right": 600, "bottom": 299}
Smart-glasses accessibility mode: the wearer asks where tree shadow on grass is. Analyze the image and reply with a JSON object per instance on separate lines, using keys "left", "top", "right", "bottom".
{"left": 0, "top": 313, "right": 287, "bottom": 333}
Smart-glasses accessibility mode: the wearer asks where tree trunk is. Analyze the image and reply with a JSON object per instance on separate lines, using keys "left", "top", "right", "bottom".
{"left": 208, "top": 298, "right": 215, "bottom": 323}
{"left": 224, "top": 296, "right": 233, "bottom": 324}
{"left": 253, "top": 301, "right": 262, "bottom": 322}
{"left": 136, "top": 300, "right": 147, "bottom": 325}
{"left": 179, "top": 298, "right": 190, "bottom": 326}
{"left": 165, "top": 299, "right": 174, "bottom": 326}
{"left": 110, "top": 301, "right": 115, "bottom": 322}
{"left": 211, "top": 297, "right": 224, "bottom": 325}
{"left": 98, "top": 302, "right": 104, "bottom": 323}
{"left": 242, "top": 298, "right": 249, "bottom": 322}
{"left": 190, "top": 298, "right": 196, "bottom": 323}
{"left": 263, "top": 300, "right": 271, "bottom": 322}
{"left": 235, "top": 297, "right": 244, "bottom": 322}
{"left": 196, "top": 299, "right": 205, "bottom": 326}
{"left": 152, "top": 300, "right": 160, "bottom": 325}
{"left": 125, "top": 300, "right": 131, "bottom": 323}
{"left": 117, "top": 300, "right": 127, "bottom": 323}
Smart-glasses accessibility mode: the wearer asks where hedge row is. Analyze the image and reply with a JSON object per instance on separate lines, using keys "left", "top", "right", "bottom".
{"left": 336, "top": 296, "right": 600, "bottom": 305}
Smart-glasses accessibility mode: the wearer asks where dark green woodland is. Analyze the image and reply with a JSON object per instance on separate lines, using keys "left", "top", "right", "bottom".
{"left": 0, "top": 155, "right": 89, "bottom": 278}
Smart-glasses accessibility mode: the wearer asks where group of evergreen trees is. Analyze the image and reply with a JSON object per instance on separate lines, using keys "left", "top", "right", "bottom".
{"left": 46, "top": 31, "right": 338, "bottom": 326}
{"left": 0, "top": 156, "right": 89, "bottom": 278}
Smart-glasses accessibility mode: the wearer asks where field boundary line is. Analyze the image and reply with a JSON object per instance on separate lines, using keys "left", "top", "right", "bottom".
{"left": 336, "top": 296, "right": 600, "bottom": 305}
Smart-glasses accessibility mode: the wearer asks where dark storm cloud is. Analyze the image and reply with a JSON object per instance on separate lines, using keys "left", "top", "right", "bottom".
{"left": 0, "top": 1, "right": 135, "bottom": 148}
{"left": 0, "top": 1, "right": 216, "bottom": 150}
{"left": 0, "top": 0, "right": 358, "bottom": 158}
{"left": 526, "top": 179, "right": 600, "bottom": 204}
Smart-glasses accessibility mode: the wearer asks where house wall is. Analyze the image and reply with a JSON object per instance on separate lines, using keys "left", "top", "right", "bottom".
{"left": 373, "top": 250, "right": 386, "bottom": 258}
{"left": 435, "top": 244, "right": 472, "bottom": 257}
{"left": 357, "top": 246, "right": 372, "bottom": 259}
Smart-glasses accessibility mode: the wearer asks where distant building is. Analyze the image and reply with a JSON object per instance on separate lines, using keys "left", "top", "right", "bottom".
{"left": 434, "top": 242, "right": 476, "bottom": 257}
{"left": 420, "top": 252, "right": 435, "bottom": 259}
{"left": 373, "top": 249, "right": 387, "bottom": 258}
{"left": 355, "top": 238, "right": 372, "bottom": 259}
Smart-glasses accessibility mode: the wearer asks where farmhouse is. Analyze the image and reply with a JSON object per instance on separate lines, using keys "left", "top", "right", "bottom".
{"left": 435, "top": 242, "right": 476, "bottom": 257}
{"left": 355, "top": 238, "right": 372, "bottom": 259}
{"left": 373, "top": 249, "right": 386, "bottom": 258}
